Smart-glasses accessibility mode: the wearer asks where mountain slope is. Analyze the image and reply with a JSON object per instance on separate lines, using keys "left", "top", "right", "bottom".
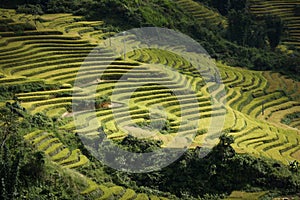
{"left": 0, "top": 5, "right": 300, "bottom": 200}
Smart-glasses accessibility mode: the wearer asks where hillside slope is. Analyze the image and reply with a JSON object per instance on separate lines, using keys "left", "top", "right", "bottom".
{"left": 1, "top": 8, "right": 299, "bottom": 163}
{"left": 174, "top": 0, "right": 227, "bottom": 27}
{"left": 0, "top": 6, "right": 300, "bottom": 199}
{"left": 250, "top": 0, "right": 300, "bottom": 49}
{"left": 0, "top": 9, "right": 173, "bottom": 200}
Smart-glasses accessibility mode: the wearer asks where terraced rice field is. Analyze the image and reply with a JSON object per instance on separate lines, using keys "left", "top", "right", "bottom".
{"left": 225, "top": 191, "right": 268, "bottom": 200}
{"left": 174, "top": 0, "right": 227, "bottom": 27}
{"left": 125, "top": 48, "right": 300, "bottom": 162}
{"left": 0, "top": 8, "right": 300, "bottom": 198}
{"left": 250, "top": 0, "right": 300, "bottom": 49}
{"left": 23, "top": 130, "right": 167, "bottom": 200}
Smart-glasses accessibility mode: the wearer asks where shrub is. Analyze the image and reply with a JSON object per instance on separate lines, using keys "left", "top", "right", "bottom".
{"left": 294, "top": 4, "right": 300, "bottom": 16}
{"left": 106, "top": 134, "right": 300, "bottom": 198}
{"left": 0, "top": 81, "right": 60, "bottom": 99}
{"left": 30, "top": 113, "right": 53, "bottom": 128}
{"left": 0, "top": 105, "right": 46, "bottom": 200}
{"left": 17, "top": 4, "right": 44, "bottom": 15}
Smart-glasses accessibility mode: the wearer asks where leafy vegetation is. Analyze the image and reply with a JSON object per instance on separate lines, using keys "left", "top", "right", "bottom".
{"left": 0, "top": 81, "right": 60, "bottom": 100}
{"left": 0, "top": 17, "right": 35, "bottom": 32}
{"left": 0, "top": 102, "right": 87, "bottom": 199}
{"left": 1, "top": 0, "right": 300, "bottom": 199}
{"left": 2, "top": 0, "right": 300, "bottom": 78}
{"left": 282, "top": 112, "right": 300, "bottom": 125}
{"left": 105, "top": 134, "right": 300, "bottom": 198}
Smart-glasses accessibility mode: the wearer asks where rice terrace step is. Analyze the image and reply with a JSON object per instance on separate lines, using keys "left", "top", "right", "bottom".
{"left": 0, "top": 1, "right": 300, "bottom": 199}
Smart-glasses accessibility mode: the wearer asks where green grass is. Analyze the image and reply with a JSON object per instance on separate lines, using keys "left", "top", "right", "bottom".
{"left": 51, "top": 148, "right": 71, "bottom": 161}
{"left": 97, "top": 185, "right": 112, "bottom": 200}
{"left": 63, "top": 155, "right": 89, "bottom": 169}
{"left": 45, "top": 143, "right": 64, "bottom": 155}
{"left": 120, "top": 189, "right": 136, "bottom": 200}
{"left": 225, "top": 191, "right": 268, "bottom": 200}
{"left": 23, "top": 129, "right": 43, "bottom": 140}
{"left": 58, "top": 149, "right": 81, "bottom": 165}
{"left": 175, "top": 0, "right": 227, "bottom": 27}
{"left": 135, "top": 193, "right": 150, "bottom": 200}
{"left": 80, "top": 179, "right": 99, "bottom": 195}
{"left": 1, "top": 10, "right": 300, "bottom": 199}
{"left": 37, "top": 138, "right": 60, "bottom": 151}
{"left": 32, "top": 132, "right": 55, "bottom": 145}
{"left": 149, "top": 195, "right": 160, "bottom": 200}
{"left": 110, "top": 186, "right": 125, "bottom": 196}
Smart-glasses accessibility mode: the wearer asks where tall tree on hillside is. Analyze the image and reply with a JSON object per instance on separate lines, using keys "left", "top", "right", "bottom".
{"left": 211, "top": 0, "right": 248, "bottom": 15}
{"left": 0, "top": 106, "right": 19, "bottom": 148}
{"left": 211, "top": 0, "right": 230, "bottom": 15}
{"left": 294, "top": 4, "right": 300, "bottom": 16}
{"left": 264, "top": 15, "right": 284, "bottom": 50}
{"left": 0, "top": 106, "right": 21, "bottom": 200}
{"left": 227, "top": 10, "right": 252, "bottom": 46}
{"left": 247, "top": 20, "right": 267, "bottom": 48}
{"left": 229, "top": 0, "right": 248, "bottom": 12}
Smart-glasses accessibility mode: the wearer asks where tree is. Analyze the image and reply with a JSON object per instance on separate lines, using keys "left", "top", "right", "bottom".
{"left": 0, "top": 145, "right": 21, "bottom": 200}
{"left": 211, "top": 0, "right": 230, "bottom": 15}
{"left": 289, "top": 160, "right": 299, "bottom": 172}
{"left": 247, "top": 20, "right": 267, "bottom": 48}
{"left": 212, "top": 134, "right": 235, "bottom": 161}
{"left": 264, "top": 15, "right": 284, "bottom": 50}
{"left": 211, "top": 0, "right": 248, "bottom": 16}
{"left": 294, "top": 4, "right": 300, "bottom": 16}
{"left": 219, "top": 134, "right": 234, "bottom": 147}
{"left": 0, "top": 102, "right": 46, "bottom": 199}
{"left": 0, "top": 105, "right": 19, "bottom": 148}
{"left": 17, "top": 4, "right": 44, "bottom": 15}
{"left": 95, "top": 95, "right": 111, "bottom": 109}
{"left": 227, "top": 10, "right": 252, "bottom": 46}
{"left": 229, "top": 0, "right": 248, "bottom": 12}
{"left": 0, "top": 105, "right": 21, "bottom": 200}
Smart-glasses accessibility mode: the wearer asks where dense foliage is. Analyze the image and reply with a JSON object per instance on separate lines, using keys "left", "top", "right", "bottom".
{"left": 3, "top": 0, "right": 299, "bottom": 79}
{"left": 281, "top": 112, "right": 300, "bottom": 126}
{"left": 1, "top": 0, "right": 300, "bottom": 199}
{"left": 0, "top": 81, "right": 60, "bottom": 100}
{"left": 1, "top": 101, "right": 299, "bottom": 199}
{"left": 0, "top": 101, "right": 88, "bottom": 199}
{"left": 102, "top": 135, "right": 300, "bottom": 198}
